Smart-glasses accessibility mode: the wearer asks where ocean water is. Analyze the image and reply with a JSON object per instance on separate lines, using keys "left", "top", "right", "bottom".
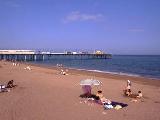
{"left": 30, "top": 55, "right": 160, "bottom": 79}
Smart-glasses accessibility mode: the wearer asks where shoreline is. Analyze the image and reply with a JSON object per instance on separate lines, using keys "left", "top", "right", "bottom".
{"left": 27, "top": 62, "right": 160, "bottom": 87}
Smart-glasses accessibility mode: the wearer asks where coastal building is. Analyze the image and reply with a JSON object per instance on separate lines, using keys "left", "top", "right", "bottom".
{"left": 64, "top": 51, "right": 73, "bottom": 54}
{"left": 41, "top": 51, "right": 51, "bottom": 54}
{"left": 72, "top": 52, "right": 77, "bottom": 54}
{"left": 79, "top": 51, "right": 88, "bottom": 54}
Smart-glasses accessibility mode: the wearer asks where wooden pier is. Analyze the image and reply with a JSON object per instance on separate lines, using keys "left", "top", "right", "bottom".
{"left": 0, "top": 53, "right": 112, "bottom": 61}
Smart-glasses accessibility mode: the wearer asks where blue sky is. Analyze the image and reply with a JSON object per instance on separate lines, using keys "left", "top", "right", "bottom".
{"left": 0, "top": 0, "right": 160, "bottom": 55}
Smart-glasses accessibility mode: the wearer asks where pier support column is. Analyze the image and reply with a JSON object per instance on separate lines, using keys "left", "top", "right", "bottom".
{"left": 15, "top": 55, "right": 17, "bottom": 61}
{"left": 4, "top": 55, "right": 6, "bottom": 60}
{"left": 25, "top": 55, "right": 27, "bottom": 61}
{"left": 34, "top": 55, "right": 37, "bottom": 61}
{"left": 43, "top": 55, "right": 45, "bottom": 61}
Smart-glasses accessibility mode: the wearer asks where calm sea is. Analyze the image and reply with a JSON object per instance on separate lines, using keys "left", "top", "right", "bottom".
{"left": 30, "top": 55, "right": 160, "bottom": 79}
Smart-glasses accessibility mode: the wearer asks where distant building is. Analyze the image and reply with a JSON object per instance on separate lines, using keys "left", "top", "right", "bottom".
{"left": 79, "top": 51, "right": 88, "bottom": 54}
{"left": 0, "top": 50, "right": 35, "bottom": 54}
{"left": 41, "top": 52, "right": 51, "bottom": 54}
{"left": 65, "top": 51, "right": 73, "bottom": 54}
{"left": 95, "top": 50, "right": 104, "bottom": 54}
{"left": 72, "top": 52, "right": 77, "bottom": 54}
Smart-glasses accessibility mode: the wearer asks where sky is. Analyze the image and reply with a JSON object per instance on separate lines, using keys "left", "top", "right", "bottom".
{"left": 0, "top": 0, "right": 160, "bottom": 55}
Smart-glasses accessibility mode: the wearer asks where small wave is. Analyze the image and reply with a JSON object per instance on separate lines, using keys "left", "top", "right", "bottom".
{"left": 119, "top": 72, "right": 140, "bottom": 77}
{"left": 73, "top": 68, "right": 141, "bottom": 77}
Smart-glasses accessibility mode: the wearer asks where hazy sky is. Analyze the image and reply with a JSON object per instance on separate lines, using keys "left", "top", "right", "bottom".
{"left": 0, "top": 0, "right": 160, "bottom": 55}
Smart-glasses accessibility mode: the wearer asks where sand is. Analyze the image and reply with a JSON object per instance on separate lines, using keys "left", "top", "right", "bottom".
{"left": 0, "top": 61, "right": 160, "bottom": 120}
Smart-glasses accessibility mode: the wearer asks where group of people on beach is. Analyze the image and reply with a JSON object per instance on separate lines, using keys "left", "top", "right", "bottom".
{"left": 11, "top": 60, "right": 32, "bottom": 71}
{"left": 124, "top": 80, "right": 143, "bottom": 100}
{"left": 12, "top": 62, "right": 19, "bottom": 66}
{"left": 11, "top": 60, "right": 23, "bottom": 66}
{"left": 80, "top": 79, "right": 143, "bottom": 110}
{"left": 80, "top": 85, "right": 126, "bottom": 110}
{"left": 57, "top": 64, "right": 69, "bottom": 75}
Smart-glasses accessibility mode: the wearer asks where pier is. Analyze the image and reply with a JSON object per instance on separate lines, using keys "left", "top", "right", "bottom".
{"left": 0, "top": 54, "right": 112, "bottom": 61}
{"left": 0, "top": 50, "right": 112, "bottom": 61}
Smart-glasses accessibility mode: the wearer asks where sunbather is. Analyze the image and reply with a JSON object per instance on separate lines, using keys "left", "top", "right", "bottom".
{"left": 96, "top": 90, "right": 103, "bottom": 99}
{"left": 60, "top": 69, "right": 68, "bottom": 75}
{"left": 137, "top": 91, "right": 143, "bottom": 98}
{"left": 126, "top": 90, "right": 143, "bottom": 104}
{"left": 125, "top": 89, "right": 132, "bottom": 96}
{"left": 24, "top": 66, "right": 31, "bottom": 70}
{"left": 6, "top": 80, "right": 17, "bottom": 88}
{"left": 96, "top": 90, "right": 111, "bottom": 104}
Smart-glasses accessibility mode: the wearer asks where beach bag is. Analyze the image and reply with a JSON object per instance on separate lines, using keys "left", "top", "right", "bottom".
{"left": 0, "top": 85, "right": 5, "bottom": 89}
{"left": 114, "top": 105, "right": 122, "bottom": 110}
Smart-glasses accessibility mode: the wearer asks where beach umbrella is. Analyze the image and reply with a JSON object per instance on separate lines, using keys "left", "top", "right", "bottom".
{"left": 80, "top": 79, "right": 102, "bottom": 96}
{"left": 80, "top": 79, "right": 102, "bottom": 86}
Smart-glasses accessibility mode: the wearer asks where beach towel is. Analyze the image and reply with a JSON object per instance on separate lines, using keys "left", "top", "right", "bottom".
{"left": 104, "top": 101, "right": 128, "bottom": 110}
{"left": 111, "top": 101, "right": 128, "bottom": 108}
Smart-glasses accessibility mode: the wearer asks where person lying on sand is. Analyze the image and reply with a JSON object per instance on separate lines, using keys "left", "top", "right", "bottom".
{"left": 24, "top": 66, "right": 31, "bottom": 70}
{"left": 129, "top": 91, "right": 143, "bottom": 102}
{"left": 96, "top": 90, "right": 111, "bottom": 104}
{"left": 137, "top": 91, "right": 143, "bottom": 98}
{"left": 60, "top": 69, "right": 68, "bottom": 75}
{"left": 125, "top": 89, "right": 143, "bottom": 98}
{"left": 95, "top": 90, "right": 128, "bottom": 110}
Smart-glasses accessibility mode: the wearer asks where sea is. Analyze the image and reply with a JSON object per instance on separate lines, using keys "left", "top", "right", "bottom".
{"left": 30, "top": 55, "right": 160, "bottom": 79}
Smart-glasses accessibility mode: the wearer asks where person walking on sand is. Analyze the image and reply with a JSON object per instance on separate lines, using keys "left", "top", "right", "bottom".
{"left": 127, "top": 80, "right": 131, "bottom": 90}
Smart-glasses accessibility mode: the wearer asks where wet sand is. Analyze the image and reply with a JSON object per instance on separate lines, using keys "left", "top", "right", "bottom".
{"left": 0, "top": 61, "right": 160, "bottom": 120}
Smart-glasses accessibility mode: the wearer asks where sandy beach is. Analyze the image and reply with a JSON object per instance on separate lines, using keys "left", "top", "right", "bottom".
{"left": 0, "top": 61, "right": 160, "bottom": 120}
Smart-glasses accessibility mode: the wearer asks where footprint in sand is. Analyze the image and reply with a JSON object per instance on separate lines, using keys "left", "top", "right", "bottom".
{"left": 154, "top": 101, "right": 160, "bottom": 104}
